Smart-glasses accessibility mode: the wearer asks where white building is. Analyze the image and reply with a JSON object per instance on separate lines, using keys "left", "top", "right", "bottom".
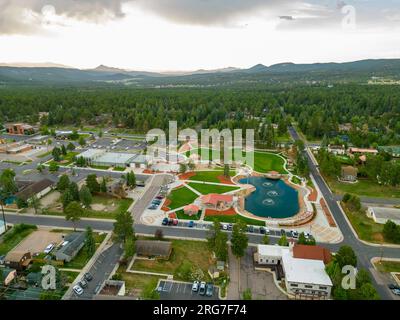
{"left": 282, "top": 250, "right": 332, "bottom": 299}
{"left": 327, "top": 144, "right": 346, "bottom": 155}
{"left": 254, "top": 245, "right": 288, "bottom": 265}
{"left": 367, "top": 207, "right": 400, "bottom": 225}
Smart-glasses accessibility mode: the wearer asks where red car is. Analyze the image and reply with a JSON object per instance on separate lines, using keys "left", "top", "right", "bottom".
{"left": 173, "top": 219, "right": 179, "bottom": 226}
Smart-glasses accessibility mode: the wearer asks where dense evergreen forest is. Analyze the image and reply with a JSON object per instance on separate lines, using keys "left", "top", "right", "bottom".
{"left": 0, "top": 84, "right": 399, "bottom": 146}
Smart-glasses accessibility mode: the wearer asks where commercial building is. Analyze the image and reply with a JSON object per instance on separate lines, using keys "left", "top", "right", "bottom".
{"left": 367, "top": 206, "right": 400, "bottom": 225}
{"left": 5, "top": 123, "right": 36, "bottom": 135}
{"left": 328, "top": 144, "right": 346, "bottom": 155}
{"left": 77, "top": 149, "right": 151, "bottom": 168}
{"left": 254, "top": 244, "right": 333, "bottom": 299}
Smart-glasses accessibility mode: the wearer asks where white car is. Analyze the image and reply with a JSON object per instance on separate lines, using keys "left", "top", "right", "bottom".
{"left": 44, "top": 243, "right": 55, "bottom": 254}
{"left": 192, "top": 281, "right": 199, "bottom": 292}
{"left": 291, "top": 230, "right": 299, "bottom": 238}
{"left": 222, "top": 224, "right": 228, "bottom": 231}
{"left": 304, "top": 232, "right": 312, "bottom": 239}
{"left": 73, "top": 285, "right": 84, "bottom": 296}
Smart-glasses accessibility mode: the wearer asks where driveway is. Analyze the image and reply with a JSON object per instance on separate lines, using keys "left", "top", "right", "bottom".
{"left": 227, "top": 247, "right": 287, "bottom": 300}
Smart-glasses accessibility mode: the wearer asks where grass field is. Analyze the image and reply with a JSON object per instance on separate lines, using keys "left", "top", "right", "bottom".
{"left": 252, "top": 152, "right": 287, "bottom": 174}
{"left": 0, "top": 224, "right": 37, "bottom": 255}
{"left": 187, "top": 182, "right": 239, "bottom": 195}
{"left": 118, "top": 267, "right": 163, "bottom": 293}
{"left": 341, "top": 203, "right": 386, "bottom": 243}
{"left": 131, "top": 239, "right": 212, "bottom": 281}
{"left": 174, "top": 209, "right": 201, "bottom": 220}
{"left": 189, "top": 170, "right": 234, "bottom": 183}
{"left": 167, "top": 186, "right": 199, "bottom": 210}
{"left": 374, "top": 260, "right": 400, "bottom": 273}
{"left": 204, "top": 214, "right": 265, "bottom": 226}
{"left": 63, "top": 233, "right": 106, "bottom": 269}
{"left": 329, "top": 178, "right": 400, "bottom": 198}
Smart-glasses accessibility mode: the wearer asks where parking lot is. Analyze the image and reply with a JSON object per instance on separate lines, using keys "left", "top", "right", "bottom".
{"left": 157, "top": 280, "right": 219, "bottom": 300}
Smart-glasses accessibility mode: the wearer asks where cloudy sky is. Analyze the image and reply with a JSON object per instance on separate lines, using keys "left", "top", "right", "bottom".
{"left": 0, "top": 0, "right": 399, "bottom": 71}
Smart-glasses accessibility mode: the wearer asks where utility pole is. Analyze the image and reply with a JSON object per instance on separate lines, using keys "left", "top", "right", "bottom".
{"left": 0, "top": 188, "right": 7, "bottom": 233}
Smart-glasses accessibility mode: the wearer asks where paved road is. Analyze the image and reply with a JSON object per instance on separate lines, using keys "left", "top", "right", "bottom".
{"left": 288, "top": 126, "right": 400, "bottom": 300}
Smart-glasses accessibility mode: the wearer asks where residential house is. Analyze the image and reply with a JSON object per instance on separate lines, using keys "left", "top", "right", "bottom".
{"left": 328, "top": 144, "right": 346, "bottom": 155}
{"left": 348, "top": 147, "right": 378, "bottom": 155}
{"left": 15, "top": 178, "right": 54, "bottom": 203}
{"left": 0, "top": 267, "right": 17, "bottom": 286}
{"left": 340, "top": 166, "right": 358, "bottom": 182}
{"left": 106, "top": 179, "right": 127, "bottom": 198}
{"left": 201, "top": 194, "right": 235, "bottom": 211}
{"left": 135, "top": 240, "right": 172, "bottom": 259}
{"left": 367, "top": 207, "right": 400, "bottom": 225}
{"left": 4, "top": 251, "right": 32, "bottom": 271}
{"left": 55, "top": 232, "right": 86, "bottom": 262}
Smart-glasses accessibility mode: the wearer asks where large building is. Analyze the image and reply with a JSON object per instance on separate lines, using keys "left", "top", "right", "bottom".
{"left": 5, "top": 123, "right": 36, "bottom": 135}
{"left": 77, "top": 149, "right": 151, "bottom": 168}
{"left": 367, "top": 206, "right": 400, "bottom": 225}
{"left": 255, "top": 244, "right": 333, "bottom": 299}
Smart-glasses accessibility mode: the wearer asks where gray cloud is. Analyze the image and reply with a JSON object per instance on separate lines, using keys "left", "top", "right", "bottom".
{"left": 0, "top": 0, "right": 128, "bottom": 34}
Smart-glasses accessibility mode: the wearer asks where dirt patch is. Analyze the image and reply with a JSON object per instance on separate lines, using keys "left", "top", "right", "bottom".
{"left": 372, "top": 233, "right": 385, "bottom": 242}
{"left": 12, "top": 230, "right": 64, "bottom": 254}
{"left": 217, "top": 175, "right": 235, "bottom": 185}
{"left": 179, "top": 172, "right": 196, "bottom": 180}
{"left": 205, "top": 208, "right": 237, "bottom": 216}
{"left": 91, "top": 204, "right": 107, "bottom": 211}
{"left": 161, "top": 199, "right": 171, "bottom": 212}
{"left": 143, "top": 169, "right": 154, "bottom": 174}
{"left": 40, "top": 191, "right": 61, "bottom": 207}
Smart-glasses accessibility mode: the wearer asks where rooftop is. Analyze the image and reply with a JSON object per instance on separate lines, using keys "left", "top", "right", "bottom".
{"left": 201, "top": 194, "right": 233, "bottom": 205}
{"left": 15, "top": 178, "right": 54, "bottom": 201}
{"left": 282, "top": 250, "right": 332, "bottom": 287}
{"left": 258, "top": 244, "right": 288, "bottom": 257}
{"left": 369, "top": 206, "right": 400, "bottom": 220}
{"left": 292, "top": 244, "right": 332, "bottom": 265}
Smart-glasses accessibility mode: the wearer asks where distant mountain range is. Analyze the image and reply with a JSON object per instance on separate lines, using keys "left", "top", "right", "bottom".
{"left": 1, "top": 59, "right": 400, "bottom": 86}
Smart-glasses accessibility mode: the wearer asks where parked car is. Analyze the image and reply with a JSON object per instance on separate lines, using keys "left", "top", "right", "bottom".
{"left": 206, "top": 283, "right": 214, "bottom": 297}
{"left": 188, "top": 221, "right": 194, "bottom": 228}
{"left": 265, "top": 228, "right": 270, "bottom": 235}
{"left": 44, "top": 243, "right": 55, "bottom": 254}
{"left": 248, "top": 225, "right": 254, "bottom": 233}
{"left": 172, "top": 219, "right": 179, "bottom": 226}
{"left": 79, "top": 279, "right": 88, "bottom": 288}
{"left": 162, "top": 217, "right": 169, "bottom": 226}
{"left": 192, "top": 281, "right": 199, "bottom": 292}
{"left": 389, "top": 284, "right": 400, "bottom": 290}
{"left": 199, "top": 282, "right": 207, "bottom": 295}
{"left": 168, "top": 219, "right": 174, "bottom": 226}
{"left": 148, "top": 205, "right": 157, "bottom": 210}
{"left": 392, "top": 289, "right": 400, "bottom": 296}
{"left": 222, "top": 224, "right": 228, "bottom": 231}
{"left": 291, "top": 230, "right": 299, "bottom": 239}
{"left": 73, "top": 285, "right": 84, "bottom": 296}
{"left": 280, "top": 229, "right": 286, "bottom": 236}
{"left": 94, "top": 283, "right": 102, "bottom": 294}
{"left": 84, "top": 273, "right": 93, "bottom": 282}
{"left": 156, "top": 195, "right": 164, "bottom": 200}
{"left": 260, "top": 227, "right": 266, "bottom": 234}
{"left": 304, "top": 232, "right": 312, "bottom": 239}
{"left": 227, "top": 223, "right": 233, "bottom": 231}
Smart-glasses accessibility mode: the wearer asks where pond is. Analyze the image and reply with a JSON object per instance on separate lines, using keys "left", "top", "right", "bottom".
{"left": 239, "top": 176, "right": 299, "bottom": 219}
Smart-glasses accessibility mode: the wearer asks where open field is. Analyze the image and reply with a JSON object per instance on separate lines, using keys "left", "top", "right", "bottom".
{"left": 131, "top": 239, "right": 212, "bottom": 281}
{"left": 187, "top": 182, "right": 239, "bottom": 194}
{"left": 328, "top": 178, "right": 400, "bottom": 198}
{"left": 167, "top": 186, "right": 199, "bottom": 210}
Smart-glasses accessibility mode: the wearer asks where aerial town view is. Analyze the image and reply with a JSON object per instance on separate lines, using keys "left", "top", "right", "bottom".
{"left": 0, "top": 0, "right": 399, "bottom": 313}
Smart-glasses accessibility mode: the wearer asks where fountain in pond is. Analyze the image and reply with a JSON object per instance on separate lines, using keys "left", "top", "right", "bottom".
{"left": 262, "top": 198, "right": 275, "bottom": 206}
{"left": 267, "top": 190, "right": 279, "bottom": 197}
{"left": 262, "top": 182, "right": 273, "bottom": 187}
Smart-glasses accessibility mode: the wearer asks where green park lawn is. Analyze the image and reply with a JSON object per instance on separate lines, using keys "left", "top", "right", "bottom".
{"left": 189, "top": 170, "right": 234, "bottom": 183}
{"left": 167, "top": 186, "right": 198, "bottom": 210}
{"left": 63, "top": 232, "right": 107, "bottom": 269}
{"left": 131, "top": 239, "right": 212, "bottom": 281}
{"left": 252, "top": 151, "right": 287, "bottom": 174}
{"left": 187, "top": 182, "right": 239, "bottom": 195}
{"left": 0, "top": 224, "right": 38, "bottom": 255}
{"left": 328, "top": 178, "right": 400, "bottom": 198}
{"left": 204, "top": 214, "right": 265, "bottom": 226}
{"left": 117, "top": 267, "right": 163, "bottom": 294}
